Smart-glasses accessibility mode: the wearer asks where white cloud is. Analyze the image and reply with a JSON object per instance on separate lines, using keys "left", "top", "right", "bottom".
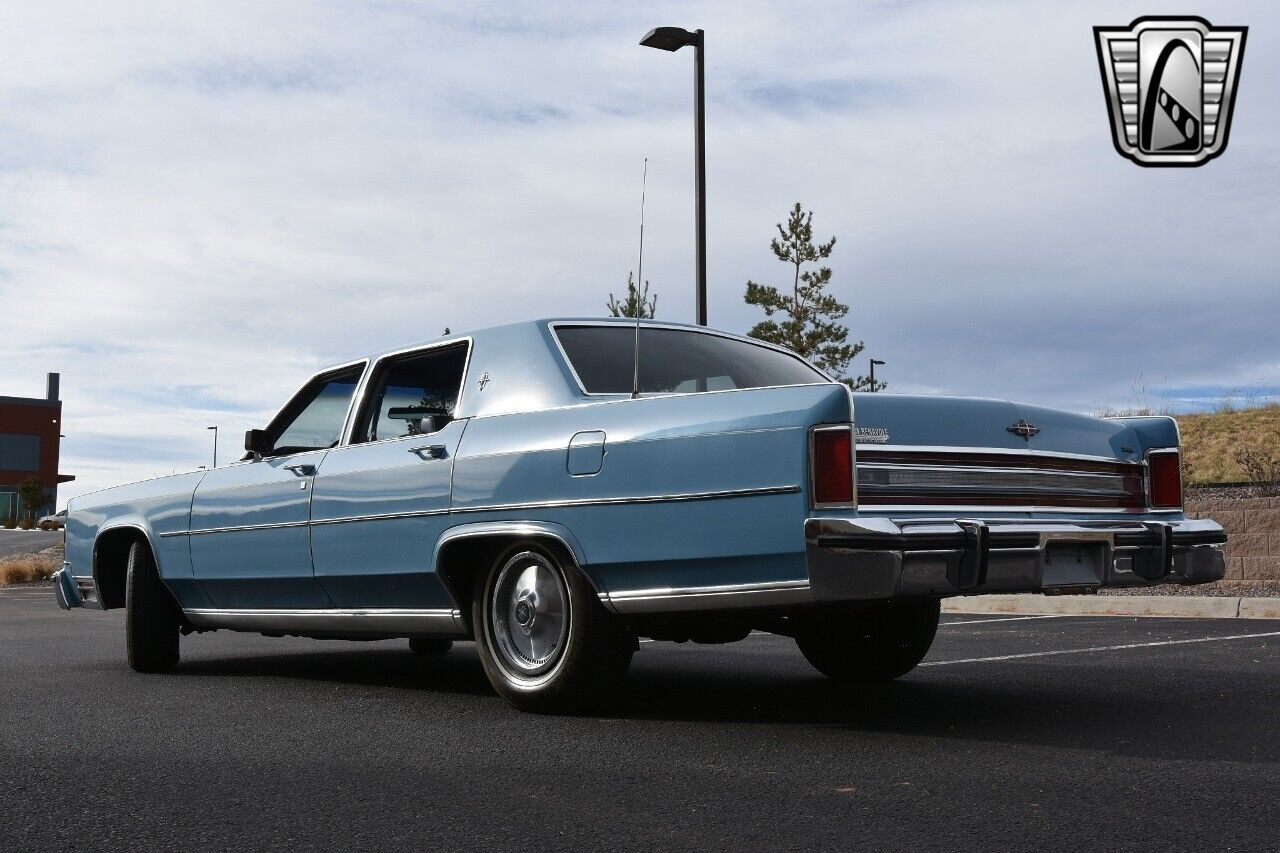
{"left": 0, "top": 0, "right": 1276, "bottom": 504}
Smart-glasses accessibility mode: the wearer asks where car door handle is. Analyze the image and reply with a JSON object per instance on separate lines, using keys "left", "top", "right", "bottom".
{"left": 408, "top": 445, "right": 447, "bottom": 460}
{"left": 284, "top": 464, "right": 317, "bottom": 477}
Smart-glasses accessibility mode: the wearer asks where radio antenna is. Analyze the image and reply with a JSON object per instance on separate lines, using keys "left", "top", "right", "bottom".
{"left": 631, "top": 157, "right": 648, "bottom": 400}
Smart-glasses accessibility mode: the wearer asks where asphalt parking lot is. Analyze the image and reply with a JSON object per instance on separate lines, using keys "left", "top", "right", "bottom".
{"left": 0, "top": 529, "right": 61, "bottom": 559}
{"left": 4, "top": 588, "right": 1279, "bottom": 851}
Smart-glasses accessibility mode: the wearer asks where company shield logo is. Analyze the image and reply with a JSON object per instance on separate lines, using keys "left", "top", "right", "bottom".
{"left": 1094, "top": 17, "right": 1247, "bottom": 166}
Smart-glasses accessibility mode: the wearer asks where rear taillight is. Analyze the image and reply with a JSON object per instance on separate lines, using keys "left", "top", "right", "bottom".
{"left": 1148, "top": 450, "right": 1182, "bottom": 509}
{"left": 812, "top": 426, "right": 855, "bottom": 506}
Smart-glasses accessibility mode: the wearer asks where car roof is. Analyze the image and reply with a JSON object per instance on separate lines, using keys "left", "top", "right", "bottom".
{"left": 316, "top": 318, "right": 829, "bottom": 420}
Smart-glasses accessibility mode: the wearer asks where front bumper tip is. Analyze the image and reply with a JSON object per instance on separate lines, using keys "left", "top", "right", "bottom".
{"left": 53, "top": 566, "right": 83, "bottom": 610}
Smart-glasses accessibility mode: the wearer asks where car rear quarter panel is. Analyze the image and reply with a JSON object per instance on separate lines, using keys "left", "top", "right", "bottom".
{"left": 449, "top": 383, "right": 851, "bottom": 594}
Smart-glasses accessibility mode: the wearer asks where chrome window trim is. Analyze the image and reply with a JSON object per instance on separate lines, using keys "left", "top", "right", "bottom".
{"left": 809, "top": 423, "right": 857, "bottom": 510}
{"left": 341, "top": 336, "right": 475, "bottom": 446}
{"left": 547, "top": 320, "right": 831, "bottom": 398}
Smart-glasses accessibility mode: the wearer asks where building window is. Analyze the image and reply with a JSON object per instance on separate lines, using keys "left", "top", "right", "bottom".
{"left": 0, "top": 434, "right": 41, "bottom": 471}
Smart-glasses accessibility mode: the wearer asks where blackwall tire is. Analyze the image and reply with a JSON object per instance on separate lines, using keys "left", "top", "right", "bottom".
{"left": 125, "top": 541, "right": 181, "bottom": 673}
{"left": 795, "top": 598, "right": 940, "bottom": 682}
{"left": 473, "top": 542, "right": 634, "bottom": 713}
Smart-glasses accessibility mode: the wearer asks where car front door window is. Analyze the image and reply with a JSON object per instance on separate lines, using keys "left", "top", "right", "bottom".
{"left": 270, "top": 367, "right": 363, "bottom": 455}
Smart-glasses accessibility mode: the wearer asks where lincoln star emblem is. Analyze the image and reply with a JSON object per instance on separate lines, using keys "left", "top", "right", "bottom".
{"left": 1094, "top": 17, "right": 1247, "bottom": 167}
{"left": 477, "top": 372, "right": 490, "bottom": 390}
{"left": 1007, "top": 419, "right": 1040, "bottom": 440}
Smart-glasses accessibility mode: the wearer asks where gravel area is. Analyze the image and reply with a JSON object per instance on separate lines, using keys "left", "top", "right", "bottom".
{"left": 1100, "top": 581, "right": 1280, "bottom": 598}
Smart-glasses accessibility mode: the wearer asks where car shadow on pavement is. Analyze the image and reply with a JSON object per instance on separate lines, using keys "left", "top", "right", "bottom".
{"left": 172, "top": 642, "right": 1278, "bottom": 764}
{"left": 176, "top": 645, "right": 496, "bottom": 698}
{"left": 610, "top": 661, "right": 1279, "bottom": 764}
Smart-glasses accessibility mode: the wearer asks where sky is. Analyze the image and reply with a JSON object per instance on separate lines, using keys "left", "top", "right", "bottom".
{"left": 1, "top": 0, "right": 1277, "bottom": 504}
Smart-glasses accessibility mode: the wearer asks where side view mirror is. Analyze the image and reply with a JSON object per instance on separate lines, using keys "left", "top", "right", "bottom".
{"left": 244, "top": 429, "right": 273, "bottom": 460}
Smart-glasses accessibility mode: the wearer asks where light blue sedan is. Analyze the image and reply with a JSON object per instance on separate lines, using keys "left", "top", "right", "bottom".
{"left": 54, "top": 319, "right": 1226, "bottom": 711}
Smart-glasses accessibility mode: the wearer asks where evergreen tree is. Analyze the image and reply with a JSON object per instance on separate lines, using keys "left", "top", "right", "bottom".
{"left": 606, "top": 271, "right": 658, "bottom": 319}
{"left": 16, "top": 476, "right": 47, "bottom": 520}
{"left": 744, "top": 203, "right": 883, "bottom": 390}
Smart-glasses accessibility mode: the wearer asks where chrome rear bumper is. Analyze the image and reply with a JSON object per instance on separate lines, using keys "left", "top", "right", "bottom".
{"left": 805, "top": 516, "right": 1227, "bottom": 601}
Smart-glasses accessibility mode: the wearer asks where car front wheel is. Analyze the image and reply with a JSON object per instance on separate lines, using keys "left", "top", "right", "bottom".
{"left": 795, "top": 598, "right": 940, "bottom": 682}
{"left": 125, "top": 541, "right": 182, "bottom": 673}
{"left": 473, "top": 542, "right": 634, "bottom": 713}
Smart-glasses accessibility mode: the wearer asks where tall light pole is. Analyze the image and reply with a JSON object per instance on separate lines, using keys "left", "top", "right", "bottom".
{"left": 639, "top": 25, "right": 707, "bottom": 326}
{"left": 870, "top": 359, "right": 885, "bottom": 391}
{"left": 206, "top": 425, "right": 218, "bottom": 468}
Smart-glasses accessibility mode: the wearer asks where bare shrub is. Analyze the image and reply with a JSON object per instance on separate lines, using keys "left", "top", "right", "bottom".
{"left": 0, "top": 553, "right": 60, "bottom": 586}
{"left": 1232, "top": 444, "right": 1280, "bottom": 494}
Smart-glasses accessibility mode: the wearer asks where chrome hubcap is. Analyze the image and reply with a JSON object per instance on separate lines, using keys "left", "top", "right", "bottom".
{"left": 490, "top": 551, "right": 569, "bottom": 677}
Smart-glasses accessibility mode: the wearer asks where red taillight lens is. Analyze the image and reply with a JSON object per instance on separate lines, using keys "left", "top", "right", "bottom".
{"left": 1148, "top": 450, "right": 1182, "bottom": 509}
{"left": 813, "top": 428, "right": 854, "bottom": 505}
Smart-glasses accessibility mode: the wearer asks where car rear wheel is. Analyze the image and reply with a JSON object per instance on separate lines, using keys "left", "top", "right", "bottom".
{"left": 473, "top": 542, "right": 634, "bottom": 713}
{"left": 795, "top": 598, "right": 940, "bottom": 682}
{"left": 409, "top": 637, "right": 453, "bottom": 655}
{"left": 125, "top": 541, "right": 181, "bottom": 673}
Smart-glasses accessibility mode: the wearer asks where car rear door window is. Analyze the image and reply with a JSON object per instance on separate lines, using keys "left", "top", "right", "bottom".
{"left": 355, "top": 343, "right": 469, "bottom": 442}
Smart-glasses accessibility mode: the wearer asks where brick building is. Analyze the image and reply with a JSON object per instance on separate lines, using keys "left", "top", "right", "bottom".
{"left": 0, "top": 373, "right": 73, "bottom": 519}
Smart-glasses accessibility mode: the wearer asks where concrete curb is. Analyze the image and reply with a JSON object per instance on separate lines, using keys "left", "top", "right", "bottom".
{"left": 942, "top": 595, "right": 1280, "bottom": 620}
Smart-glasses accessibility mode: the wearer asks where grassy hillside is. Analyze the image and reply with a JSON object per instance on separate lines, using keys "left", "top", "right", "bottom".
{"left": 1176, "top": 404, "right": 1280, "bottom": 484}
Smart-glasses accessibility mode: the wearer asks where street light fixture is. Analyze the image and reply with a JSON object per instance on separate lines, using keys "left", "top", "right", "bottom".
{"left": 206, "top": 425, "right": 218, "bottom": 469}
{"left": 870, "top": 359, "right": 886, "bottom": 391}
{"left": 640, "top": 25, "right": 707, "bottom": 326}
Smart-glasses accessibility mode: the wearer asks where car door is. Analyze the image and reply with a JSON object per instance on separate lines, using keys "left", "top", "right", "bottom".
{"left": 309, "top": 341, "right": 470, "bottom": 609}
{"left": 190, "top": 362, "right": 365, "bottom": 609}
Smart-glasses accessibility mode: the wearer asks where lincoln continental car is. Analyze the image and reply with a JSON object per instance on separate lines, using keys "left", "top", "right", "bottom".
{"left": 54, "top": 319, "right": 1227, "bottom": 711}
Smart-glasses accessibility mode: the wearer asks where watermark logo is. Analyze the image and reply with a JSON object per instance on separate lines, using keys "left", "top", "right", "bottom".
{"left": 1094, "top": 17, "right": 1246, "bottom": 167}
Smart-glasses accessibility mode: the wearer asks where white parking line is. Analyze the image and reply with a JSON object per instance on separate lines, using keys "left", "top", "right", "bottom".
{"left": 922, "top": 630, "right": 1280, "bottom": 667}
{"left": 942, "top": 615, "right": 1065, "bottom": 627}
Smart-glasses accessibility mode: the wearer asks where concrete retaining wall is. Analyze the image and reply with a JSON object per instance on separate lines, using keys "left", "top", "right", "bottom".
{"left": 1186, "top": 495, "right": 1280, "bottom": 582}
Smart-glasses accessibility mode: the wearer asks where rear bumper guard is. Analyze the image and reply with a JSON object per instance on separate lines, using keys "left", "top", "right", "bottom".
{"left": 805, "top": 516, "right": 1227, "bottom": 601}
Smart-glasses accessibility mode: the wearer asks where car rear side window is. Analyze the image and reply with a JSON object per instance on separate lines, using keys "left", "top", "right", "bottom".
{"left": 553, "top": 325, "right": 827, "bottom": 395}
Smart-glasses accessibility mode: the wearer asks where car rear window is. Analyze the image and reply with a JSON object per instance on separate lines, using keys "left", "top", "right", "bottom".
{"left": 553, "top": 325, "right": 827, "bottom": 395}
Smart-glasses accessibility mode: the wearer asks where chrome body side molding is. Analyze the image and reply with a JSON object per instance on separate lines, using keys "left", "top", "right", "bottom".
{"left": 160, "top": 485, "right": 801, "bottom": 538}
{"left": 601, "top": 579, "right": 813, "bottom": 614}
{"left": 182, "top": 608, "right": 466, "bottom": 637}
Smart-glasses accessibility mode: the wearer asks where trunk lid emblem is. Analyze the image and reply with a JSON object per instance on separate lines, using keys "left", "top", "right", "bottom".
{"left": 1008, "top": 419, "right": 1041, "bottom": 440}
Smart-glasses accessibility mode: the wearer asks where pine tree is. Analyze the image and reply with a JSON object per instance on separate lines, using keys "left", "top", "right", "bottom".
{"left": 744, "top": 203, "right": 882, "bottom": 390}
{"left": 606, "top": 271, "right": 658, "bottom": 319}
